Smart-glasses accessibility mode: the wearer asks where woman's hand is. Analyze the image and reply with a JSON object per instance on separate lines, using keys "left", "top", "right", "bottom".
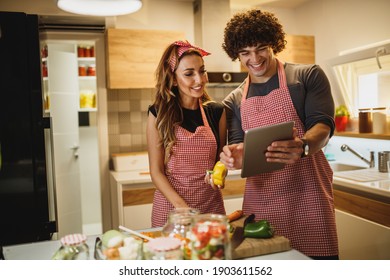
{"left": 204, "top": 170, "right": 225, "bottom": 190}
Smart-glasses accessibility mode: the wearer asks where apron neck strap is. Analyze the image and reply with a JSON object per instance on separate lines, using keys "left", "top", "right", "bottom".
{"left": 198, "top": 99, "right": 210, "bottom": 128}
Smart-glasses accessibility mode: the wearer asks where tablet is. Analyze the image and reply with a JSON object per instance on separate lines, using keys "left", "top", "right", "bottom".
{"left": 241, "top": 121, "right": 295, "bottom": 178}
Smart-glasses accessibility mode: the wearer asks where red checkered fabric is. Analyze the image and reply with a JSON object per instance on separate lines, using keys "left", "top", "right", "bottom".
{"left": 240, "top": 59, "right": 338, "bottom": 257}
{"left": 151, "top": 100, "right": 225, "bottom": 227}
{"left": 168, "top": 40, "right": 210, "bottom": 72}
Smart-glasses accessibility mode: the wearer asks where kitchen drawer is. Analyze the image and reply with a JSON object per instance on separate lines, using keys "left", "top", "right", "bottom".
{"left": 334, "top": 188, "right": 390, "bottom": 227}
{"left": 221, "top": 178, "right": 246, "bottom": 198}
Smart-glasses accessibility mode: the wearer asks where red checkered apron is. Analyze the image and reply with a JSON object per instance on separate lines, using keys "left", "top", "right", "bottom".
{"left": 151, "top": 100, "right": 226, "bottom": 227}
{"left": 240, "top": 60, "right": 338, "bottom": 256}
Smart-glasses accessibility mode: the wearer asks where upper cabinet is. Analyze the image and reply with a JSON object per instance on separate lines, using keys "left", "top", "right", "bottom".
{"left": 277, "top": 35, "right": 315, "bottom": 64}
{"left": 240, "top": 34, "right": 315, "bottom": 72}
{"left": 106, "top": 29, "right": 185, "bottom": 89}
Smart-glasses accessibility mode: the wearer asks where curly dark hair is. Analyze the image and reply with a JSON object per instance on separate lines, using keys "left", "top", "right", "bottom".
{"left": 222, "top": 9, "right": 287, "bottom": 61}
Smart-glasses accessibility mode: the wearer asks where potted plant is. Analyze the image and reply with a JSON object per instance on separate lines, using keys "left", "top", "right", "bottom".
{"left": 335, "top": 105, "right": 350, "bottom": 132}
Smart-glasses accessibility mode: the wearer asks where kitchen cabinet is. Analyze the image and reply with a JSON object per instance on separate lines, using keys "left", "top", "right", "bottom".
{"left": 221, "top": 177, "right": 245, "bottom": 214}
{"left": 277, "top": 35, "right": 315, "bottom": 64}
{"left": 40, "top": 42, "right": 97, "bottom": 112}
{"left": 106, "top": 28, "right": 184, "bottom": 89}
{"left": 334, "top": 187, "right": 390, "bottom": 259}
{"left": 240, "top": 34, "right": 315, "bottom": 72}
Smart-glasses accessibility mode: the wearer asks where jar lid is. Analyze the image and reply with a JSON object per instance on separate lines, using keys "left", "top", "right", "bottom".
{"left": 61, "top": 233, "right": 87, "bottom": 246}
{"left": 147, "top": 237, "right": 181, "bottom": 252}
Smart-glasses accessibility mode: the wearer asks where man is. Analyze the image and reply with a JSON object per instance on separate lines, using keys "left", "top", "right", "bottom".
{"left": 219, "top": 9, "right": 338, "bottom": 259}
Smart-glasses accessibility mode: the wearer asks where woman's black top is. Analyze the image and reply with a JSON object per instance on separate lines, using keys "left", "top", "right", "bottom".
{"left": 148, "top": 102, "right": 224, "bottom": 152}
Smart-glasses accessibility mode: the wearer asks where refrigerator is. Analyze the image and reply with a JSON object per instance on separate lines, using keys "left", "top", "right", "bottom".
{"left": 0, "top": 12, "right": 57, "bottom": 246}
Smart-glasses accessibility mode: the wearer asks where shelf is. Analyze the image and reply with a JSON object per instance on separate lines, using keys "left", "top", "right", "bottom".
{"left": 78, "top": 76, "right": 96, "bottom": 80}
{"left": 45, "top": 108, "right": 97, "bottom": 113}
{"left": 78, "top": 57, "right": 95, "bottom": 62}
{"left": 334, "top": 131, "right": 390, "bottom": 140}
{"left": 79, "top": 108, "right": 97, "bottom": 112}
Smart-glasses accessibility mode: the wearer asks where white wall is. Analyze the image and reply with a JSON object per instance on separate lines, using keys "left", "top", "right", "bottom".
{"left": 326, "top": 136, "right": 390, "bottom": 168}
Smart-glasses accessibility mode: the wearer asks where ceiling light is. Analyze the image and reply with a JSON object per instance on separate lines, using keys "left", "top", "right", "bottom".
{"left": 57, "top": 0, "right": 142, "bottom": 17}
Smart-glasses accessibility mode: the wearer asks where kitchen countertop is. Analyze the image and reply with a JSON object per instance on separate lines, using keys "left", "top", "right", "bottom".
{"left": 331, "top": 162, "right": 390, "bottom": 200}
{"left": 110, "top": 159, "right": 390, "bottom": 201}
{"left": 110, "top": 169, "right": 243, "bottom": 185}
{"left": 3, "top": 234, "right": 310, "bottom": 260}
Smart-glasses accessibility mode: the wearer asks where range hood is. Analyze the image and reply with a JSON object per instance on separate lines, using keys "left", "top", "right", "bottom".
{"left": 207, "top": 72, "right": 247, "bottom": 87}
{"left": 194, "top": 0, "right": 236, "bottom": 72}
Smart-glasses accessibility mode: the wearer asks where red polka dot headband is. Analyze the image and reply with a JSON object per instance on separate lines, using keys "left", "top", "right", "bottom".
{"left": 168, "top": 40, "right": 211, "bottom": 72}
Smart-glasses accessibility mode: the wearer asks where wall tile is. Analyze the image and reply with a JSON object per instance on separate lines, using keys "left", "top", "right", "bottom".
{"left": 107, "top": 86, "right": 235, "bottom": 157}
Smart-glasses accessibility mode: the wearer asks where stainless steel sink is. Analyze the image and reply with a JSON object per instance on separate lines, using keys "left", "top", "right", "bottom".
{"left": 329, "top": 162, "right": 367, "bottom": 172}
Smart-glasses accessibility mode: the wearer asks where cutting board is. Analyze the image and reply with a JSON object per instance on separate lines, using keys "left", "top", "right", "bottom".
{"left": 230, "top": 216, "right": 291, "bottom": 259}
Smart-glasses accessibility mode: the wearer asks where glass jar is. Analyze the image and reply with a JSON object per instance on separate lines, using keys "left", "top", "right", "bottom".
{"left": 358, "top": 108, "right": 372, "bottom": 133}
{"left": 77, "top": 46, "right": 85, "bottom": 57}
{"left": 84, "top": 46, "right": 91, "bottom": 57}
{"left": 162, "top": 208, "right": 199, "bottom": 259}
{"left": 52, "top": 233, "right": 90, "bottom": 260}
{"left": 87, "top": 64, "right": 96, "bottom": 76}
{"left": 190, "top": 214, "right": 231, "bottom": 260}
{"left": 372, "top": 107, "right": 387, "bottom": 134}
{"left": 143, "top": 237, "right": 183, "bottom": 260}
{"left": 78, "top": 64, "right": 87, "bottom": 76}
{"left": 42, "top": 61, "right": 48, "bottom": 77}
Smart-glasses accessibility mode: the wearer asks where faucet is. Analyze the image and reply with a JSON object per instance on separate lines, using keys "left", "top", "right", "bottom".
{"left": 340, "top": 144, "right": 375, "bottom": 168}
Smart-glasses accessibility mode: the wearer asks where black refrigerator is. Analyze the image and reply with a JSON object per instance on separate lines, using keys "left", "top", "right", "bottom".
{"left": 0, "top": 12, "right": 57, "bottom": 246}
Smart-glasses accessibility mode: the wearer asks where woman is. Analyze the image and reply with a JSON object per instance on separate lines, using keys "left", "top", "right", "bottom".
{"left": 147, "top": 40, "right": 227, "bottom": 227}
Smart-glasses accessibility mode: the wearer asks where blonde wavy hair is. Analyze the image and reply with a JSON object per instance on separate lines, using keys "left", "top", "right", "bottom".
{"left": 152, "top": 43, "right": 213, "bottom": 164}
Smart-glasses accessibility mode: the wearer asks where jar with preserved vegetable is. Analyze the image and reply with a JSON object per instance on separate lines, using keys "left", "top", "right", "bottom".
{"left": 143, "top": 237, "right": 183, "bottom": 260}
{"left": 42, "top": 61, "right": 48, "bottom": 77}
{"left": 87, "top": 64, "right": 96, "bottom": 76}
{"left": 162, "top": 208, "right": 199, "bottom": 259}
{"left": 190, "top": 214, "right": 231, "bottom": 260}
{"left": 52, "top": 233, "right": 90, "bottom": 260}
{"left": 77, "top": 46, "right": 85, "bottom": 57}
{"left": 78, "top": 64, "right": 87, "bottom": 76}
{"left": 84, "top": 46, "right": 91, "bottom": 57}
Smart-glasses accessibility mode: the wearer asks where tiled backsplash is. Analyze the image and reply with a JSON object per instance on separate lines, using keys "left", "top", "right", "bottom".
{"left": 107, "top": 86, "right": 236, "bottom": 155}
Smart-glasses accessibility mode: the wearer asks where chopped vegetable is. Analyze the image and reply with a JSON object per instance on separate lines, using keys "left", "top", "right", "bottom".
{"left": 191, "top": 220, "right": 229, "bottom": 260}
{"left": 243, "top": 220, "right": 274, "bottom": 238}
{"left": 102, "top": 229, "right": 124, "bottom": 248}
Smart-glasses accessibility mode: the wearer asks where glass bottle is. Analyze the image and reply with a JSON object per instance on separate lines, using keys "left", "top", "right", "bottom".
{"left": 52, "top": 233, "right": 90, "bottom": 260}
{"left": 190, "top": 213, "right": 231, "bottom": 260}
{"left": 162, "top": 208, "right": 199, "bottom": 259}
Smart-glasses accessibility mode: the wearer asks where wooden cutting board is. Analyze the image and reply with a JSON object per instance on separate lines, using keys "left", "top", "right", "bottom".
{"left": 230, "top": 216, "right": 291, "bottom": 259}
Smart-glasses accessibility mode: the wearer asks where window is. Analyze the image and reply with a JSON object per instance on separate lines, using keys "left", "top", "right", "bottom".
{"left": 329, "top": 41, "right": 390, "bottom": 118}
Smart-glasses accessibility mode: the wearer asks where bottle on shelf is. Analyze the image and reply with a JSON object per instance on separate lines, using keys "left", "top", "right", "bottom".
{"left": 87, "top": 64, "right": 96, "bottom": 76}
{"left": 78, "top": 64, "right": 87, "bottom": 76}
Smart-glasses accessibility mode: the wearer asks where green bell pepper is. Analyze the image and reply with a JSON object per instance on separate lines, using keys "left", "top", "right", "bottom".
{"left": 243, "top": 220, "right": 274, "bottom": 238}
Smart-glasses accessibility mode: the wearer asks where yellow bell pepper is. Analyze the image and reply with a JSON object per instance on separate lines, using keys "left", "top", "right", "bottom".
{"left": 212, "top": 161, "right": 227, "bottom": 187}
